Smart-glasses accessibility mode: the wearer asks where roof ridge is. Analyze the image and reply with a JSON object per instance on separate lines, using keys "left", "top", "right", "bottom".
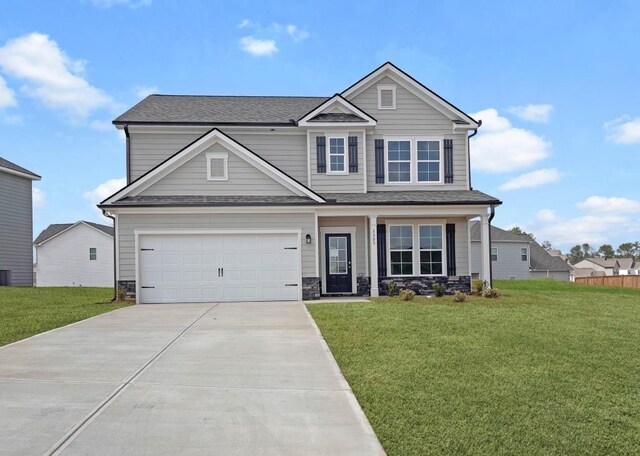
{"left": 146, "top": 94, "right": 329, "bottom": 99}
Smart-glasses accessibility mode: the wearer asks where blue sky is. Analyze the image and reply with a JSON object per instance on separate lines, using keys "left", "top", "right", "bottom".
{"left": 1, "top": 0, "right": 639, "bottom": 251}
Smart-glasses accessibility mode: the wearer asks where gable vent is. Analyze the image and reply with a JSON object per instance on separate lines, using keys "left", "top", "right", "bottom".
{"left": 206, "top": 152, "right": 228, "bottom": 181}
{"left": 378, "top": 85, "right": 396, "bottom": 110}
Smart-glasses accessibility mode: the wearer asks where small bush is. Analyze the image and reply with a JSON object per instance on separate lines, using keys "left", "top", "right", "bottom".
{"left": 116, "top": 287, "right": 128, "bottom": 301}
{"left": 432, "top": 282, "right": 445, "bottom": 297}
{"left": 482, "top": 288, "right": 500, "bottom": 299}
{"left": 453, "top": 291, "right": 469, "bottom": 302}
{"left": 472, "top": 279, "right": 485, "bottom": 294}
{"left": 387, "top": 281, "right": 398, "bottom": 297}
{"left": 399, "top": 289, "right": 416, "bottom": 301}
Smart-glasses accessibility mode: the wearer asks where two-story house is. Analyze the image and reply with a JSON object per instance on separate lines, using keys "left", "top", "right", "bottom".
{"left": 100, "top": 63, "right": 501, "bottom": 304}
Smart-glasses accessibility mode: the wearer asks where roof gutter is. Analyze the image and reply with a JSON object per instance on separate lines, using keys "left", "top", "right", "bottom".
{"left": 467, "top": 119, "right": 481, "bottom": 190}
{"left": 488, "top": 203, "right": 496, "bottom": 288}
{"left": 124, "top": 124, "right": 131, "bottom": 184}
{"left": 102, "top": 211, "right": 118, "bottom": 302}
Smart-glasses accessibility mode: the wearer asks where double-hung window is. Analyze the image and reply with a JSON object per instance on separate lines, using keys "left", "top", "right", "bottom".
{"left": 521, "top": 248, "right": 528, "bottom": 262}
{"left": 328, "top": 137, "right": 347, "bottom": 174}
{"left": 491, "top": 247, "right": 498, "bottom": 261}
{"left": 89, "top": 248, "right": 97, "bottom": 261}
{"left": 388, "top": 223, "right": 445, "bottom": 276}
{"left": 386, "top": 138, "right": 442, "bottom": 184}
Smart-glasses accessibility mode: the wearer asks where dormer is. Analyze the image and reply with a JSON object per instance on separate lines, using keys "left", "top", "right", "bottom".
{"left": 297, "top": 94, "right": 377, "bottom": 128}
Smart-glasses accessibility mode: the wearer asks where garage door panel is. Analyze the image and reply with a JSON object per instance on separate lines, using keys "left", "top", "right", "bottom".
{"left": 139, "top": 233, "right": 300, "bottom": 303}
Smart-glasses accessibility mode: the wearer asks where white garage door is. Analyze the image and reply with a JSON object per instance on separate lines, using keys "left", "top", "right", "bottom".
{"left": 138, "top": 232, "right": 301, "bottom": 303}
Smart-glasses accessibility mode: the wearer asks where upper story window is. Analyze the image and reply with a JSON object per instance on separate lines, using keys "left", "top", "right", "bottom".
{"left": 521, "top": 247, "right": 528, "bottom": 262}
{"left": 378, "top": 84, "right": 396, "bottom": 110}
{"left": 89, "top": 248, "right": 97, "bottom": 261}
{"left": 328, "top": 137, "right": 347, "bottom": 174}
{"left": 386, "top": 138, "right": 442, "bottom": 184}
{"left": 491, "top": 247, "right": 498, "bottom": 261}
{"left": 206, "top": 151, "right": 228, "bottom": 181}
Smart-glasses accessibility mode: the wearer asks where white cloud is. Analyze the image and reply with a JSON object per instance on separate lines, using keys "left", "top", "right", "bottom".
{"left": 471, "top": 108, "right": 551, "bottom": 172}
{"left": 499, "top": 168, "right": 561, "bottom": 190}
{"left": 0, "top": 75, "right": 16, "bottom": 108}
{"left": 536, "top": 209, "right": 559, "bottom": 223}
{"left": 605, "top": 116, "right": 640, "bottom": 144}
{"left": 237, "top": 19, "right": 252, "bottom": 29}
{"left": 89, "top": 0, "right": 152, "bottom": 8}
{"left": 0, "top": 33, "right": 113, "bottom": 119}
{"left": 89, "top": 119, "right": 113, "bottom": 131}
{"left": 507, "top": 104, "right": 553, "bottom": 123}
{"left": 239, "top": 36, "right": 278, "bottom": 57}
{"left": 286, "top": 24, "right": 309, "bottom": 42}
{"left": 577, "top": 196, "right": 640, "bottom": 214}
{"left": 133, "top": 84, "right": 157, "bottom": 99}
{"left": 84, "top": 177, "right": 126, "bottom": 203}
{"left": 32, "top": 187, "right": 45, "bottom": 208}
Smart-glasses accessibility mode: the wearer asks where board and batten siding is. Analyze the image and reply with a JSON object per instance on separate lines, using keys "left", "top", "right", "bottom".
{"left": 128, "top": 128, "right": 309, "bottom": 185}
{"left": 309, "top": 132, "right": 365, "bottom": 193}
{"left": 348, "top": 76, "right": 469, "bottom": 191}
{"left": 319, "top": 216, "right": 367, "bottom": 277}
{"left": 117, "top": 212, "right": 317, "bottom": 280}
{"left": 471, "top": 241, "right": 532, "bottom": 279}
{"left": 35, "top": 224, "right": 114, "bottom": 287}
{"left": 141, "top": 143, "right": 295, "bottom": 197}
{"left": 0, "top": 172, "right": 34, "bottom": 286}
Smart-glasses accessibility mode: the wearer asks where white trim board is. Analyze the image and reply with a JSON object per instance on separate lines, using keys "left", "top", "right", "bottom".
{"left": 34, "top": 221, "right": 113, "bottom": 247}
{"left": 298, "top": 95, "right": 377, "bottom": 127}
{"left": 0, "top": 166, "right": 41, "bottom": 181}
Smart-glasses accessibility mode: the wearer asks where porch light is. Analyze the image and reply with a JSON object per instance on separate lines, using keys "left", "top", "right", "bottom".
{"left": 305, "top": 234, "right": 312, "bottom": 244}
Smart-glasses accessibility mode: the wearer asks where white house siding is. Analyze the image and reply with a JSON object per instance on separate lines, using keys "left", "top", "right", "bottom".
{"left": 128, "top": 127, "right": 309, "bottom": 185}
{"left": 377, "top": 217, "right": 470, "bottom": 276}
{"left": 471, "top": 241, "right": 532, "bottom": 279}
{"left": 140, "top": 143, "right": 296, "bottom": 197}
{"left": 572, "top": 260, "right": 613, "bottom": 276}
{"left": 117, "top": 212, "right": 317, "bottom": 281}
{"left": 35, "top": 224, "right": 113, "bottom": 287}
{"left": 347, "top": 76, "right": 469, "bottom": 192}
{"left": 318, "top": 216, "right": 367, "bottom": 277}
{"left": 309, "top": 131, "right": 365, "bottom": 193}
{"left": 0, "top": 172, "right": 34, "bottom": 286}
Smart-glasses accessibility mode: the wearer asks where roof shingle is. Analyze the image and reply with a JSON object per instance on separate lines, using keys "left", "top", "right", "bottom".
{"left": 0, "top": 157, "right": 40, "bottom": 179}
{"left": 35, "top": 221, "right": 114, "bottom": 245}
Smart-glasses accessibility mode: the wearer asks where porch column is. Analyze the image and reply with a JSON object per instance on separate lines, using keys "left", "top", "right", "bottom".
{"left": 480, "top": 213, "right": 491, "bottom": 287}
{"left": 369, "top": 215, "right": 379, "bottom": 297}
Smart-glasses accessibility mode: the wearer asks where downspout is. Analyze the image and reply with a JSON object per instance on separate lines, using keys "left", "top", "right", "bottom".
{"left": 124, "top": 124, "right": 131, "bottom": 184}
{"left": 467, "top": 120, "right": 481, "bottom": 190}
{"left": 488, "top": 204, "right": 496, "bottom": 287}
{"left": 103, "top": 211, "right": 118, "bottom": 302}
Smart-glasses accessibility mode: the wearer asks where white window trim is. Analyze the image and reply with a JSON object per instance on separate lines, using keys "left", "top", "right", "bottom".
{"left": 326, "top": 136, "right": 349, "bottom": 175}
{"left": 386, "top": 220, "right": 447, "bottom": 277}
{"left": 491, "top": 247, "right": 498, "bottom": 261}
{"left": 206, "top": 151, "right": 228, "bottom": 181}
{"left": 377, "top": 84, "right": 396, "bottom": 110}
{"left": 89, "top": 247, "right": 97, "bottom": 261}
{"left": 384, "top": 137, "right": 444, "bottom": 185}
{"left": 521, "top": 247, "right": 529, "bottom": 262}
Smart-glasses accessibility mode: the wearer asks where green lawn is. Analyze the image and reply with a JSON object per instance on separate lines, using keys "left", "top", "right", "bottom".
{"left": 0, "top": 287, "right": 129, "bottom": 346}
{"left": 308, "top": 279, "right": 640, "bottom": 455}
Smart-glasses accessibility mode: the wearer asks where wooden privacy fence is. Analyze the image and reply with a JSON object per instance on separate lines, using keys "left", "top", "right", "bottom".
{"left": 575, "top": 275, "right": 640, "bottom": 288}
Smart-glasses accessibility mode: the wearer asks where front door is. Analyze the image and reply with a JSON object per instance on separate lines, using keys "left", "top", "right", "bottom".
{"left": 325, "top": 233, "right": 352, "bottom": 293}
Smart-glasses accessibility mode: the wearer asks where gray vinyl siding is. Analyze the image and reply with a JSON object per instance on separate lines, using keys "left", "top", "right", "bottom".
{"left": 310, "top": 131, "right": 365, "bottom": 193}
{"left": 0, "top": 172, "right": 34, "bottom": 286}
{"left": 141, "top": 143, "right": 295, "bottom": 197}
{"left": 128, "top": 128, "right": 308, "bottom": 185}
{"left": 348, "top": 76, "right": 469, "bottom": 191}
{"left": 377, "top": 217, "right": 469, "bottom": 276}
{"left": 319, "top": 216, "right": 367, "bottom": 277}
{"left": 471, "top": 241, "right": 533, "bottom": 279}
{"left": 117, "top": 212, "right": 316, "bottom": 280}
{"left": 530, "top": 270, "right": 570, "bottom": 281}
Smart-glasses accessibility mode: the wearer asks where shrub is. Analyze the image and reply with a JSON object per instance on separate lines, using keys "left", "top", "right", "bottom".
{"left": 472, "top": 279, "right": 485, "bottom": 294}
{"left": 116, "top": 287, "right": 128, "bottom": 301}
{"left": 431, "top": 282, "right": 445, "bottom": 297}
{"left": 399, "top": 289, "right": 416, "bottom": 301}
{"left": 482, "top": 287, "right": 500, "bottom": 299}
{"left": 387, "top": 280, "right": 398, "bottom": 297}
{"left": 453, "top": 291, "right": 469, "bottom": 302}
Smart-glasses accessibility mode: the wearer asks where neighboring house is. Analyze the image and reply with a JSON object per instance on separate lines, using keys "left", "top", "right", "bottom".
{"left": 470, "top": 223, "right": 571, "bottom": 281}
{"left": 616, "top": 258, "right": 637, "bottom": 275}
{"left": 34, "top": 221, "right": 114, "bottom": 287}
{"left": 547, "top": 249, "right": 568, "bottom": 262}
{"left": 573, "top": 257, "right": 620, "bottom": 276}
{"left": 569, "top": 266, "right": 605, "bottom": 282}
{"left": 0, "top": 157, "right": 40, "bottom": 286}
{"left": 99, "top": 62, "right": 501, "bottom": 304}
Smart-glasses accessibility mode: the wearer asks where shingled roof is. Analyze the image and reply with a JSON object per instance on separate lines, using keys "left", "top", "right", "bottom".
{"left": 113, "top": 95, "right": 329, "bottom": 125}
{"left": 0, "top": 157, "right": 40, "bottom": 179}
{"left": 35, "top": 221, "right": 114, "bottom": 245}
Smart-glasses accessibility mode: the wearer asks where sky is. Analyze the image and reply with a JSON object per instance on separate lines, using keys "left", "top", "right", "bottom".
{"left": 1, "top": 0, "right": 639, "bottom": 252}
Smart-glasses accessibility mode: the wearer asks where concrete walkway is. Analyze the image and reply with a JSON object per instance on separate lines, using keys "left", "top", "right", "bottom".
{"left": 0, "top": 302, "right": 384, "bottom": 455}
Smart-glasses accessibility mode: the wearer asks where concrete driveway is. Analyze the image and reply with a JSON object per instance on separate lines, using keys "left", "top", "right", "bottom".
{"left": 0, "top": 302, "right": 384, "bottom": 455}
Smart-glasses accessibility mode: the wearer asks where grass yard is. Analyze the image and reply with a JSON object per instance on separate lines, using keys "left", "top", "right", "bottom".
{"left": 308, "top": 279, "right": 640, "bottom": 455}
{"left": 0, "top": 287, "right": 128, "bottom": 346}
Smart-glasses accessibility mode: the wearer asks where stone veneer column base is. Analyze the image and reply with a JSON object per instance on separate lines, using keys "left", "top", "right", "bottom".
{"left": 117, "top": 280, "right": 136, "bottom": 301}
{"left": 302, "top": 277, "right": 320, "bottom": 300}
{"left": 379, "top": 276, "right": 471, "bottom": 296}
{"left": 357, "top": 277, "right": 371, "bottom": 296}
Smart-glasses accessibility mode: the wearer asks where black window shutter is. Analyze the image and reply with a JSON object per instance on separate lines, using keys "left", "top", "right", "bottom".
{"left": 374, "top": 139, "right": 385, "bottom": 183}
{"left": 316, "top": 136, "right": 326, "bottom": 173}
{"left": 377, "top": 224, "right": 387, "bottom": 277}
{"left": 444, "top": 139, "right": 454, "bottom": 183}
{"left": 446, "top": 223, "right": 456, "bottom": 276}
{"left": 348, "top": 136, "right": 358, "bottom": 173}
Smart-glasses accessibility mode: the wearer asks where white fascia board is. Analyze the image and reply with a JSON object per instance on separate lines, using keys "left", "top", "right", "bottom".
{"left": 102, "top": 129, "right": 325, "bottom": 204}
{"left": 35, "top": 221, "right": 112, "bottom": 247}
{"left": 298, "top": 95, "right": 377, "bottom": 127}
{"left": 0, "top": 166, "right": 41, "bottom": 181}
{"left": 341, "top": 63, "right": 479, "bottom": 127}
